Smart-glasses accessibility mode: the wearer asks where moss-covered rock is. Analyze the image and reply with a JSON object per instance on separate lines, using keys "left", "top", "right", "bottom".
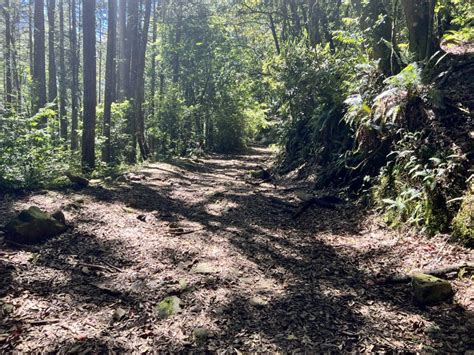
{"left": 192, "top": 327, "right": 210, "bottom": 343}
{"left": 452, "top": 187, "right": 473, "bottom": 247}
{"left": 412, "top": 273, "right": 454, "bottom": 305}
{"left": 154, "top": 296, "right": 182, "bottom": 319}
{"left": 4, "top": 206, "right": 67, "bottom": 244}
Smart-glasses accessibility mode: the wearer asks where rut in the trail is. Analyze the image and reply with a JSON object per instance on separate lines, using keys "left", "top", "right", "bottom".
{"left": 0, "top": 147, "right": 473, "bottom": 352}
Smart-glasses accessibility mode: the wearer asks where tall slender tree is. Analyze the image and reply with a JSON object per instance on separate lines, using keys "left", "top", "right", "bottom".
{"left": 401, "top": 0, "right": 438, "bottom": 61}
{"left": 82, "top": 0, "right": 96, "bottom": 170}
{"left": 47, "top": 0, "right": 57, "bottom": 102}
{"left": 58, "top": 0, "right": 67, "bottom": 139}
{"left": 362, "top": 0, "right": 400, "bottom": 75}
{"left": 116, "top": 0, "right": 127, "bottom": 100}
{"left": 28, "top": 0, "right": 34, "bottom": 81}
{"left": 102, "top": 0, "right": 117, "bottom": 163}
{"left": 3, "top": 0, "right": 13, "bottom": 106}
{"left": 134, "top": 0, "right": 152, "bottom": 159}
{"left": 70, "top": 0, "right": 79, "bottom": 150}
{"left": 33, "top": 0, "right": 47, "bottom": 115}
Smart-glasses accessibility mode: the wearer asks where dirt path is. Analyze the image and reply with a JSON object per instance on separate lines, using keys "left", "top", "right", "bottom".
{"left": 0, "top": 147, "right": 473, "bottom": 352}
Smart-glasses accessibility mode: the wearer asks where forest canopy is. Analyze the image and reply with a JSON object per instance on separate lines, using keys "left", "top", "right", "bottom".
{"left": 0, "top": 0, "right": 473, "bottom": 242}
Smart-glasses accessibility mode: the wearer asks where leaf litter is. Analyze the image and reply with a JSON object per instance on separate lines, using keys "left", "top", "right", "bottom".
{"left": 0, "top": 147, "right": 472, "bottom": 352}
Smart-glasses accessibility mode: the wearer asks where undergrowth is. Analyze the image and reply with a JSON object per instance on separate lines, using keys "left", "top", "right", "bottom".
{"left": 274, "top": 43, "right": 473, "bottom": 244}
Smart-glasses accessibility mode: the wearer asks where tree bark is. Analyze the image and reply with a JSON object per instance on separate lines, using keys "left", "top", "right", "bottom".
{"left": 58, "top": 0, "right": 67, "bottom": 139}
{"left": 116, "top": 0, "right": 127, "bottom": 100}
{"left": 149, "top": 0, "right": 157, "bottom": 119}
{"left": 3, "top": 0, "right": 13, "bottom": 106}
{"left": 47, "top": 0, "right": 57, "bottom": 102}
{"left": 10, "top": 7, "right": 22, "bottom": 109}
{"left": 172, "top": 2, "right": 182, "bottom": 84}
{"left": 125, "top": 0, "right": 139, "bottom": 163}
{"left": 269, "top": 13, "right": 280, "bottom": 55}
{"left": 70, "top": 0, "right": 79, "bottom": 150}
{"left": 307, "top": 0, "right": 322, "bottom": 46}
{"left": 134, "top": 0, "right": 152, "bottom": 160}
{"left": 102, "top": 0, "right": 117, "bottom": 163}
{"left": 29, "top": 0, "right": 34, "bottom": 88}
{"left": 81, "top": 0, "right": 96, "bottom": 170}
{"left": 401, "top": 0, "right": 438, "bottom": 61}
{"left": 33, "top": 0, "right": 47, "bottom": 115}
{"left": 362, "top": 0, "right": 400, "bottom": 75}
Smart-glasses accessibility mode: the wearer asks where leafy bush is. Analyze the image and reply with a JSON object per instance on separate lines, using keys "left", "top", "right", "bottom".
{"left": 0, "top": 108, "right": 71, "bottom": 189}
{"left": 452, "top": 180, "right": 474, "bottom": 247}
{"left": 271, "top": 42, "right": 364, "bottom": 175}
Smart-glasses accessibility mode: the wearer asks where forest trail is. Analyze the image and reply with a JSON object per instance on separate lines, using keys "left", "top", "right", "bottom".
{"left": 0, "top": 147, "right": 473, "bottom": 352}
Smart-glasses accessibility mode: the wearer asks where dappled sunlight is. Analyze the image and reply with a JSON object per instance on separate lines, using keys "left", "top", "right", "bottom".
{"left": 1, "top": 148, "right": 472, "bottom": 352}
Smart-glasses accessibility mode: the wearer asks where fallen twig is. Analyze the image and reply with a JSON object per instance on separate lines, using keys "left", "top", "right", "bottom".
{"left": 17, "top": 318, "right": 61, "bottom": 326}
{"left": 170, "top": 228, "right": 205, "bottom": 236}
{"left": 77, "top": 262, "right": 116, "bottom": 274}
{"left": 292, "top": 196, "right": 341, "bottom": 219}
{"left": 103, "top": 261, "right": 124, "bottom": 273}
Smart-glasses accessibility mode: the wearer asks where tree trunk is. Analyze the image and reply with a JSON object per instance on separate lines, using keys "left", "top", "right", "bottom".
{"left": 149, "top": 0, "right": 157, "bottom": 119}
{"left": 116, "top": 0, "right": 127, "bottom": 100}
{"left": 102, "top": 0, "right": 117, "bottom": 163}
{"left": 97, "top": 13, "right": 103, "bottom": 104}
{"left": 70, "top": 0, "right": 79, "bottom": 150}
{"left": 134, "top": 0, "right": 151, "bottom": 160}
{"left": 10, "top": 6, "right": 22, "bottom": 110}
{"left": 81, "top": 0, "right": 96, "bottom": 170}
{"left": 401, "top": 0, "right": 438, "bottom": 61}
{"left": 125, "top": 0, "right": 139, "bottom": 163}
{"left": 29, "top": 0, "right": 33, "bottom": 87}
{"left": 307, "top": 0, "right": 322, "bottom": 46}
{"left": 362, "top": 0, "right": 400, "bottom": 75}
{"left": 33, "top": 0, "right": 47, "bottom": 115}
{"left": 58, "top": 0, "right": 67, "bottom": 139}
{"left": 289, "top": 0, "right": 301, "bottom": 37}
{"left": 172, "top": 2, "right": 182, "bottom": 84}
{"left": 3, "top": 0, "right": 13, "bottom": 106}
{"left": 47, "top": 0, "right": 57, "bottom": 102}
{"left": 269, "top": 13, "right": 280, "bottom": 55}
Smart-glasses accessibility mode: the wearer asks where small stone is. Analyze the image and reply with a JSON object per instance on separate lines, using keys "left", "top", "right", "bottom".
{"left": 213, "top": 307, "right": 225, "bottom": 315}
{"left": 412, "top": 273, "right": 454, "bottom": 305}
{"left": 179, "top": 279, "right": 188, "bottom": 291}
{"left": 65, "top": 172, "right": 89, "bottom": 188}
{"left": 0, "top": 302, "right": 14, "bottom": 317}
{"left": 52, "top": 210, "right": 66, "bottom": 225}
{"left": 249, "top": 296, "right": 268, "bottom": 307}
{"left": 192, "top": 262, "right": 218, "bottom": 274}
{"left": 193, "top": 327, "right": 209, "bottom": 343}
{"left": 137, "top": 214, "right": 147, "bottom": 222}
{"left": 112, "top": 307, "right": 127, "bottom": 322}
{"left": 295, "top": 191, "right": 314, "bottom": 202}
{"left": 154, "top": 296, "right": 182, "bottom": 319}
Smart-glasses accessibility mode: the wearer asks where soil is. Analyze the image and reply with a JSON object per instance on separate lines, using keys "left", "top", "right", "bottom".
{"left": 0, "top": 147, "right": 473, "bottom": 353}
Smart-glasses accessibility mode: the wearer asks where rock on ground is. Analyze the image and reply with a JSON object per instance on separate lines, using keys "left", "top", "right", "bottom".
{"left": 4, "top": 206, "right": 67, "bottom": 244}
{"left": 412, "top": 273, "right": 454, "bottom": 305}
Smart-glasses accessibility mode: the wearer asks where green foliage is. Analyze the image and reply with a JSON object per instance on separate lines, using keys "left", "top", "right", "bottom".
{"left": 270, "top": 42, "right": 365, "bottom": 174}
{"left": 97, "top": 100, "right": 133, "bottom": 163}
{"left": 452, "top": 181, "right": 474, "bottom": 247}
{"left": 147, "top": 3, "right": 268, "bottom": 156}
{"left": 0, "top": 109, "right": 71, "bottom": 189}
